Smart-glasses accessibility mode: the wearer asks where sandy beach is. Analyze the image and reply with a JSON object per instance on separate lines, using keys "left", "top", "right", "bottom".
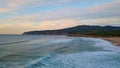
{"left": 100, "top": 37, "right": 120, "bottom": 47}
{"left": 69, "top": 34, "right": 120, "bottom": 47}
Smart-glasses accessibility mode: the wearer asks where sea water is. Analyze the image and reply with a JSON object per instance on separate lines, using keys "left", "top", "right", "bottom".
{"left": 0, "top": 35, "right": 120, "bottom": 68}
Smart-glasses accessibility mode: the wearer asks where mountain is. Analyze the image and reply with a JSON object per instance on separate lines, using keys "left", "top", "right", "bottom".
{"left": 23, "top": 25, "right": 120, "bottom": 37}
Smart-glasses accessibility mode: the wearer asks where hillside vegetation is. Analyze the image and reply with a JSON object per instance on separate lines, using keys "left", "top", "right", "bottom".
{"left": 23, "top": 25, "right": 120, "bottom": 37}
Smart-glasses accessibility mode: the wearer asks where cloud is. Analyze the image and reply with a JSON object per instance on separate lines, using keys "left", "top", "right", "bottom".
{"left": 10, "top": 0, "right": 120, "bottom": 22}
{"left": 0, "top": 0, "right": 81, "bottom": 13}
{"left": 0, "top": 19, "right": 79, "bottom": 34}
{"left": 0, "top": 23, "right": 35, "bottom": 34}
{"left": 0, "top": 8, "right": 10, "bottom": 13}
{"left": 7, "top": 0, "right": 120, "bottom": 32}
{"left": 7, "top": 0, "right": 84, "bottom": 7}
{"left": 38, "top": 19, "right": 79, "bottom": 30}
{"left": 0, "top": 21, "right": 49, "bottom": 34}
{"left": 8, "top": 18, "right": 79, "bottom": 30}
{"left": 0, "top": 0, "right": 120, "bottom": 34}
{"left": 76, "top": 18, "right": 120, "bottom": 26}
{"left": 0, "top": 22, "right": 33, "bottom": 29}
{"left": 88, "top": 0, "right": 120, "bottom": 18}
{"left": 1, "top": 0, "right": 119, "bottom": 17}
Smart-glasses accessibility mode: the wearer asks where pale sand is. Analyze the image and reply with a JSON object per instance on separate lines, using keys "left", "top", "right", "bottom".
{"left": 68, "top": 35, "right": 120, "bottom": 47}
{"left": 99, "top": 37, "right": 120, "bottom": 47}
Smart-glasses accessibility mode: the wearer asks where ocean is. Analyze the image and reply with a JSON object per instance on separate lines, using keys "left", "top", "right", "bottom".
{"left": 0, "top": 35, "right": 120, "bottom": 68}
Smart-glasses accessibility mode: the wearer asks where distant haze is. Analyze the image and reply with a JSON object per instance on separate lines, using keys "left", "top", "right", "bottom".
{"left": 0, "top": 0, "right": 120, "bottom": 34}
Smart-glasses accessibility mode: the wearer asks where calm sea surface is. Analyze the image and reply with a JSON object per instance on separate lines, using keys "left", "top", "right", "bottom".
{"left": 0, "top": 35, "right": 120, "bottom": 68}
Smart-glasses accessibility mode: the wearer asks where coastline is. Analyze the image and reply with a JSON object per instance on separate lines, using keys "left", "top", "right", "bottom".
{"left": 23, "top": 34, "right": 120, "bottom": 47}
{"left": 99, "top": 37, "right": 120, "bottom": 47}
{"left": 68, "top": 34, "right": 120, "bottom": 47}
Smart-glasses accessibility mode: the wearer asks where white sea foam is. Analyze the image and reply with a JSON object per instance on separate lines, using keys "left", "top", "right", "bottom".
{"left": 47, "top": 39, "right": 73, "bottom": 44}
{"left": 1, "top": 35, "right": 120, "bottom": 68}
{"left": 27, "top": 51, "right": 120, "bottom": 68}
{"left": 85, "top": 37, "right": 120, "bottom": 52}
{"left": 25, "top": 53, "right": 55, "bottom": 68}
{"left": 44, "top": 51, "right": 120, "bottom": 68}
{"left": 26, "top": 37, "right": 120, "bottom": 68}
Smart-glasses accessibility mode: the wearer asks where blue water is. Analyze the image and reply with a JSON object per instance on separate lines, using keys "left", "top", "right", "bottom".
{"left": 0, "top": 35, "right": 120, "bottom": 68}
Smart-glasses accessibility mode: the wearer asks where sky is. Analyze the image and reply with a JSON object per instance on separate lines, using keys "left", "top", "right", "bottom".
{"left": 0, "top": 0, "right": 120, "bottom": 34}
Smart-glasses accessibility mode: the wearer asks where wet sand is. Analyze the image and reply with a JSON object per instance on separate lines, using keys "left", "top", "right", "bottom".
{"left": 100, "top": 37, "right": 120, "bottom": 47}
{"left": 68, "top": 34, "right": 120, "bottom": 47}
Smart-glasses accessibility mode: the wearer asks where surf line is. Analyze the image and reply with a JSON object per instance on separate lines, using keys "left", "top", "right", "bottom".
{"left": 25, "top": 51, "right": 59, "bottom": 68}
{"left": 25, "top": 44, "right": 69, "bottom": 68}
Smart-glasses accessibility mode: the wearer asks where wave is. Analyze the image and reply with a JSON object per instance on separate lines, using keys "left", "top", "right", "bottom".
{"left": 25, "top": 53, "right": 56, "bottom": 68}
{"left": 1, "top": 36, "right": 120, "bottom": 68}
{"left": 81, "top": 37, "right": 120, "bottom": 52}
{"left": 0, "top": 38, "right": 43, "bottom": 45}
{"left": 0, "top": 40, "right": 31, "bottom": 45}
{"left": 25, "top": 42, "right": 71, "bottom": 68}
{"left": 35, "top": 51, "right": 120, "bottom": 68}
{"left": 24, "top": 37, "right": 120, "bottom": 68}
{"left": 46, "top": 39, "right": 73, "bottom": 44}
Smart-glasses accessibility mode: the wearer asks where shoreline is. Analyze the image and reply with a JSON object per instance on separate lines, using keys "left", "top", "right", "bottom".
{"left": 23, "top": 34, "right": 120, "bottom": 47}
{"left": 68, "top": 35, "right": 120, "bottom": 47}
{"left": 99, "top": 37, "right": 120, "bottom": 47}
{"left": 85, "top": 37, "right": 120, "bottom": 47}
